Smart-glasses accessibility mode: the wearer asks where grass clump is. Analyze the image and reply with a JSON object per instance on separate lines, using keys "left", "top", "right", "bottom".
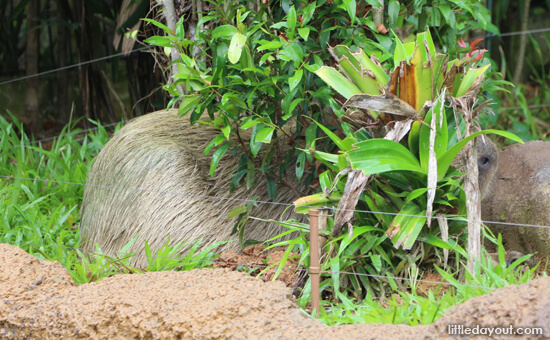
{"left": 0, "top": 113, "right": 218, "bottom": 283}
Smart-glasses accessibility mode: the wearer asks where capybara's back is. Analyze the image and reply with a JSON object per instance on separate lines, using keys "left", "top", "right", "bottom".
{"left": 80, "top": 109, "right": 301, "bottom": 268}
{"left": 482, "top": 141, "right": 550, "bottom": 262}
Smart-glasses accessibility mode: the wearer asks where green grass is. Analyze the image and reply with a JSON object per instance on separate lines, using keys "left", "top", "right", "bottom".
{"left": 0, "top": 112, "right": 218, "bottom": 284}
{"left": 0, "top": 113, "right": 104, "bottom": 267}
{"left": 0, "top": 111, "right": 543, "bottom": 326}
{"left": 315, "top": 246, "right": 540, "bottom": 326}
{"left": 265, "top": 218, "right": 542, "bottom": 325}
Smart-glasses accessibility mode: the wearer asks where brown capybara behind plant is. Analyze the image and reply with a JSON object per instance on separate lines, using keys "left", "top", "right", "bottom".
{"left": 451, "top": 134, "right": 499, "bottom": 200}
{"left": 482, "top": 141, "right": 550, "bottom": 263}
{"left": 80, "top": 109, "right": 303, "bottom": 268}
{"left": 475, "top": 135, "right": 500, "bottom": 200}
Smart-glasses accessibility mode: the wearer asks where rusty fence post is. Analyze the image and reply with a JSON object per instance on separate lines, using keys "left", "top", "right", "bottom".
{"left": 309, "top": 208, "right": 327, "bottom": 317}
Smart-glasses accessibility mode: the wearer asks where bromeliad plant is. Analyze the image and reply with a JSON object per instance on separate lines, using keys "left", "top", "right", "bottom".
{"left": 141, "top": 0, "right": 512, "bottom": 300}
{"left": 292, "top": 30, "right": 521, "bottom": 296}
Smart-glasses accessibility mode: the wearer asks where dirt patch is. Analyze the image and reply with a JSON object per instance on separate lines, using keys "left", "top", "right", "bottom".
{"left": 214, "top": 244, "right": 303, "bottom": 287}
{"left": 0, "top": 244, "right": 548, "bottom": 339}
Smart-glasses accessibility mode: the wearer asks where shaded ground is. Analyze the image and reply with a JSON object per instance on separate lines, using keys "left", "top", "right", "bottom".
{"left": 0, "top": 244, "right": 548, "bottom": 339}
{"left": 214, "top": 244, "right": 304, "bottom": 287}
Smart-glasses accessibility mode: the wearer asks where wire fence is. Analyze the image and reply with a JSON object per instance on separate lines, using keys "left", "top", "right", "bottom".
{"left": 7, "top": 122, "right": 121, "bottom": 151}
{"left": 0, "top": 46, "right": 150, "bottom": 87}
{"left": 0, "top": 170, "right": 545, "bottom": 294}
{"left": 1, "top": 26, "right": 550, "bottom": 88}
{"left": 480, "top": 27, "right": 550, "bottom": 39}
{"left": 2, "top": 174, "right": 550, "bottom": 231}
{"left": 1, "top": 24, "right": 548, "bottom": 298}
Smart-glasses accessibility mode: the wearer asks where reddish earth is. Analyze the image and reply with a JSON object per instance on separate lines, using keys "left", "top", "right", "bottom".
{"left": 214, "top": 244, "right": 304, "bottom": 288}
{"left": 0, "top": 243, "right": 548, "bottom": 339}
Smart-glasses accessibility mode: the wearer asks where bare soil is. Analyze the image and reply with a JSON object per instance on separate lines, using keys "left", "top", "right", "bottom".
{"left": 0, "top": 243, "right": 548, "bottom": 339}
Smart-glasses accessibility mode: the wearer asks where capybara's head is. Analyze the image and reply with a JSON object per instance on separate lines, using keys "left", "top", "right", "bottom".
{"left": 476, "top": 135, "right": 499, "bottom": 200}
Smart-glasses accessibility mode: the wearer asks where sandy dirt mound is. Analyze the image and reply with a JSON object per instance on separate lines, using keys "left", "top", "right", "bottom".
{"left": 0, "top": 244, "right": 548, "bottom": 339}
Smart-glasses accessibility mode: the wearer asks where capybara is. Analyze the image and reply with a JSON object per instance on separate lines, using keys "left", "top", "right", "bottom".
{"left": 81, "top": 108, "right": 506, "bottom": 268}
{"left": 482, "top": 141, "right": 550, "bottom": 262}
{"left": 80, "top": 109, "right": 303, "bottom": 268}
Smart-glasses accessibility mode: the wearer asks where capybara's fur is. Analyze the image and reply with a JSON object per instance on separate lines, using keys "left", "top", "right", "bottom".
{"left": 81, "top": 109, "right": 302, "bottom": 268}
{"left": 482, "top": 141, "right": 550, "bottom": 262}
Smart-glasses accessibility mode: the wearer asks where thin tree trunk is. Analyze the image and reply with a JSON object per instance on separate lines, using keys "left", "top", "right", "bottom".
{"left": 162, "top": 0, "right": 185, "bottom": 96}
{"left": 25, "top": 0, "right": 39, "bottom": 133}
{"left": 56, "top": 1, "right": 69, "bottom": 120}
{"left": 74, "top": 0, "right": 91, "bottom": 126}
{"left": 513, "top": 0, "right": 531, "bottom": 84}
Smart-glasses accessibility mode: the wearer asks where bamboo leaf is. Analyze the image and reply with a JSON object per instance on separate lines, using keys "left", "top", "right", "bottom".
{"left": 210, "top": 142, "right": 230, "bottom": 176}
{"left": 287, "top": 6, "right": 297, "bottom": 39}
{"left": 267, "top": 176, "right": 277, "bottom": 199}
{"left": 309, "top": 117, "right": 352, "bottom": 151}
{"left": 227, "top": 206, "right": 248, "bottom": 219}
{"left": 298, "top": 27, "right": 310, "bottom": 41}
{"left": 288, "top": 68, "right": 303, "bottom": 92}
{"left": 388, "top": 0, "right": 400, "bottom": 27}
{"left": 296, "top": 152, "right": 306, "bottom": 180}
{"left": 312, "top": 150, "right": 339, "bottom": 171}
{"left": 342, "top": 0, "right": 357, "bottom": 24}
{"left": 255, "top": 127, "right": 274, "bottom": 143}
{"left": 143, "top": 36, "right": 174, "bottom": 47}
{"left": 250, "top": 124, "right": 264, "bottom": 157}
{"left": 257, "top": 40, "right": 283, "bottom": 51}
{"left": 241, "top": 118, "right": 262, "bottom": 130}
{"left": 142, "top": 18, "right": 172, "bottom": 35}
{"left": 228, "top": 31, "right": 247, "bottom": 64}
{"left": 178, "top": 94, "right": 202, "bottom": 116}
{"left": 212, "top": 25, "right": 238, "bottom": 39}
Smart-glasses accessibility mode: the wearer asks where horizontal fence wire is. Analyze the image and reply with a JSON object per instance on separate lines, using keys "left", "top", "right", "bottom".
{"left": 0, "top": 171, "right": 540, "bottom": 291}
{"left": 499, "top": 104, "right": 550, "bottom": 112}
{"left": 1, "top": 26, "right": 550, "bottom": 87}
{"left": 7, "top": 122, "right": 121, "bottom": 150}
{"left": 2, "top": 174, "right": 550, "bottom": 231}
{"left": 0, "top": 239, "right": 505, "bottom": 291}
{"left": 0, "top": 46, "right": 149, "bottom": 86}
{"left": 479, "top": 27, "right": 550, "bottom": 39}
